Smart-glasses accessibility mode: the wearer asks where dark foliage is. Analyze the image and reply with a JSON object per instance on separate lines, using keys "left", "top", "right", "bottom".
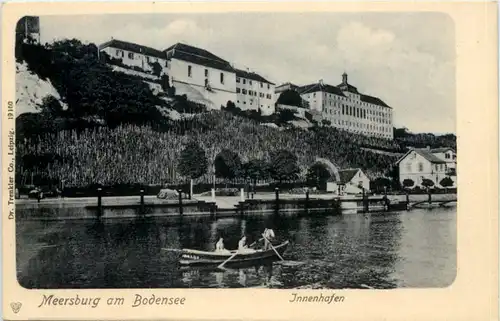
{"left": 177, "top": 141, "right": 208, "bottom": 180}
{"left": 214, "top": 149, "right": 242, "bottom": 180}
{"left": 306, "top": 163, "right": 331, "bottom": 190}
{"left": 276, "top": 89, "right": 303, "bottom": 107}
{"left": 269, "top": 149, "right": 300, "bottom": 184}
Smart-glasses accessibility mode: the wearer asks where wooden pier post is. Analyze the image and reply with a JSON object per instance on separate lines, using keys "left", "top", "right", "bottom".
{"left": 362, "top": 188, "right": 369, "bottom": 213}
{"left": 211, "top": 188, "right": 215, "bottom": 202}
{"left": 427, "top": 189, "right": 432, "bottom": 204}
{"left": 406, "top": 192, "right": 410, "bottom": 210}
{"left": 275, "top": 187, "right": 280, "bottom": 213}
{"left": 178, "top": 189, "right": 183, "bottom": 216}
{"left": 305, "top": 188, "right": 310, "bottom": 212}
{"left": 97, "top": 187, "right": 102, "bottom": 219}
{"left": 240, "top": 188, "right": 245, "bottom": 202}
{"left": 189, "top": 179, "right": 193, "bottom": 200}
{"left": 140, "top": 189, "right": 145, "bottom": 215}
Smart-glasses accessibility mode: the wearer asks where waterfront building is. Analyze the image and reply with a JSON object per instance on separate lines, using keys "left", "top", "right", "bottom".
{"left": 396, "top": 147, "right": 457, "bottom": 188}
{"left": 235, "top": 69, "right": 275, "bottom": 115}
{"left": 326, "top": 168, "right": 371, "bottom": 195}
{"left": 296, "top": 73, "right": 394, "bottom": 139}
{"left": 430, "top": 148, "right": 457, "bottom": 173}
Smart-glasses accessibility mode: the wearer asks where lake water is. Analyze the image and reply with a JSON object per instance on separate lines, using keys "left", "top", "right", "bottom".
{"left": 17, "top": 207, "right": 456, "bottom": 289}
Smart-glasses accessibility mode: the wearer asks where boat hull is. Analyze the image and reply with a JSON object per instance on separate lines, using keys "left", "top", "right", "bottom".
{"left": 179, "top": 241, "right": 289, "bottom": 266}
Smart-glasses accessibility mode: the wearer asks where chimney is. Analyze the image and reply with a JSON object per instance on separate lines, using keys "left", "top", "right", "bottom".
{"left": 342, "top": 72, "right": 348, "bottom": 84}
{"left": 319, "top": 79, "right": 324, "bottom": 85}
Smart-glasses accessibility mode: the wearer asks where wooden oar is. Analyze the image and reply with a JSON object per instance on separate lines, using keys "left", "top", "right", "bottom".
{"left": 218, "top": 250, "right": 239, "bottom": 269}
{"left": 161, "top": 248, "right": 183, "bottom": 252}
{"left": 262, "top": 234, "right": 284, "bottom": 261}
{"left": 249, "top": 238, "right": 263, "bottom": 248}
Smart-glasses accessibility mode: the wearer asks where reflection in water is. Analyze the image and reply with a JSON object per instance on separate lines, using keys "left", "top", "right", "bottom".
{"left": 16, "top": 208, "right": 456, "bottom": 289}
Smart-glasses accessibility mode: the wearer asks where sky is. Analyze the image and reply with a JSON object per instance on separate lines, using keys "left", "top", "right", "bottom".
{"left": 38, "top": 12, "right": 456, "bottom": 134}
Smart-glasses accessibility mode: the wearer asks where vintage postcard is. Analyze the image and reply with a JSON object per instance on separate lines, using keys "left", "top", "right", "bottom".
{"left": 1, "top": 1, "right": 498, "bottom": 321}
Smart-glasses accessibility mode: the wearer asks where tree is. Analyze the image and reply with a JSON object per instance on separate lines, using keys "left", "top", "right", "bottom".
{"left": 177, "top": 141, "right": 208, "bottom": 180}
{"left": 276, "top": 90, "right": 303, "bottom": 107}
{"left": 372, "top": 177, "right": 392, "bottom": 194}
{"left": 306, "top": 163, "right": 331, "bottom": 190}
{"left": 269, "top": 150, "right": 300, "bottom": 184}
{"left": 277, "top": 108, "right": 296, "bottom": 124}
{"left": 38, "top": 95, "right": 64, "bottom": 117}
{"left": 402, "top": 178, "right": 415, "bottom": 190}
{"left": 439, "top": 177, "right": 454, "bottom": 192}
{"left": 421, "top": 178, "right": 434, "bottom": 189}
{"left": 214, "top": 149, "right": 242, "bottom": 181}
{"left": 150, "top": 61, "right": 162, "bottom": 77}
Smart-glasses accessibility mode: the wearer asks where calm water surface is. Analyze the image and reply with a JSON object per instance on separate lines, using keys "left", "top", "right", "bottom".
{"left": 17, "top": 208, "right": 456, "bottom": 289}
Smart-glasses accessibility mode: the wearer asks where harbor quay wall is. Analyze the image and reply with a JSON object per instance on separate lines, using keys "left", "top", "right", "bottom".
{"left": 14, "top": 193, "right": 456, "bottom": 221}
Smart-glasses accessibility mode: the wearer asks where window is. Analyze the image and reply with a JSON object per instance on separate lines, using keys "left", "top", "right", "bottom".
{"left": 260, "top": 93, "right": 264, "bottom": 98}
{"left": 204, "top": 79, "right": 209, "bottom": 87}
{"left": 116, "top": 49, "right": 122, "bottom": 56}
{"left": 236, "top": 88, "right": 241, "bottom": 93}
{"left": 128, "top": 52, "right": 134, "bottom": 59}
{"left": 418, "top": 163, "right": 424, "bottom": 172}
{"left": 249, "top": 80, "right": 252, "bottom": 85}
{"left": 260, "top": 83, "right": 263, "bottom": 88}
{"left": 243, "top": 79, "right": 246, "bottom": 84}
{"left": 220, "top": 73, "right": 224, "bottom": 84}
{"left": 205, "top": 69, "right": 208, "bottom": 77}
{"left": 445, "top": 153, "right": 450, "bottom": 159}
{"left": 236, "top": 77, "right": 240, "bottom": 83}
{"left": 188, "top": 65, "right": 192, "bottom": 77}
{"left": 242, "top": 89, "right": 247, "bottom": 94}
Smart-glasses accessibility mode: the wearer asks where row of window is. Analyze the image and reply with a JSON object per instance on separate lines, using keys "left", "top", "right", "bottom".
{"left": 236, "top": 88, "right": 272, "bottom": 99}
{"left": 115, "top": 49, "right": 163, "bottom": 64}
{"left": 236, "top": 100, "right": 272, "bottom": 110}
{"left": 236, "top": 77, "right": 271, "bottom": 89}
{"left": 406, "top": 163, "right": 447, "bottom": 173}
{"left": 306, "top": 92, "right": 391, "bottom": 111}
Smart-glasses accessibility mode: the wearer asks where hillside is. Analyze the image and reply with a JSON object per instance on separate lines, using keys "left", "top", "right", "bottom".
{"left": 14, "top": 39, "right": 455, "bottom": 189}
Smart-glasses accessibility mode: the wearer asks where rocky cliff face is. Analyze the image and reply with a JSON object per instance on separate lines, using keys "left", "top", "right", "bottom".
{"left": 15, "top": 62, "right": 67, "bottom": 117}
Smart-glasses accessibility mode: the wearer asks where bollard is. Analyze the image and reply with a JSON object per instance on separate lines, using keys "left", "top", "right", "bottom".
{"left": 140, "top": 189, "right": 145, "bottom": 215}
{"left": 406, "top": 192, "right": 410, "bottom": 211}
{"left": 240, "top": 188, "right": 245, "bottom": 202}
{"left": 190, "top": 179, "right": 193, "bottom": 200}
{"left": 97, "top": 188, "right": 102, "bottom": 218}
{"left": 428, "top": 189, "right": 432, "bottom": 204}
{"left": 178, "top": 189, "right": 183, "bottom": 216}
{"left": 211, "top": 188, "right": 215, "bottom": 201}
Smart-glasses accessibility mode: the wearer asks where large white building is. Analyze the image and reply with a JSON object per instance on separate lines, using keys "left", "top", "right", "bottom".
{"left": 99, "top": 40, "right": 275, "bottom": 111}
{"left": 287, "top": 73, "right": 394, "bottom": 139}
{"left": 235, "top": 69, "right": 275, "bottom": 115}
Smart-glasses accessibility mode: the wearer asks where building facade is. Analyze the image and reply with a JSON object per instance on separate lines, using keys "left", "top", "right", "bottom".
{"left": 99, "top": 39, "right": 168, "bottom": 75}
{"left": 235, "top": 69, "right": 275, "bottom": 115}
{"left": 297, "top": 73, "right": 394, "bottom": 139}
{"left": 396, "top": 148, "right": 457, "bottom": 188}
{"left": 326, "top": 168, "right": 371, "bottom": 195}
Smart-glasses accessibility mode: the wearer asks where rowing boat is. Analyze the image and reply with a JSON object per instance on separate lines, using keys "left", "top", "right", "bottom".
{"left": 178, "top": 241, "right": 289, "bottom": 266}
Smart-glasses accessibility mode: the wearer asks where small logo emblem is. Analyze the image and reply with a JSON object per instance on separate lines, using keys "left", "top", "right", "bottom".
{"left": 10, "top": 302, "right": 22, "bottom": 314}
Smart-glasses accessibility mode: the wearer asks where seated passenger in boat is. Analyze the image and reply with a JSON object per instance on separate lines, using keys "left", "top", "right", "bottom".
{"left": 238, "top": 235, "right": 256, "bottom": 253}
{"left": 215, "top": 237, "right": 230, "bottom": 254}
